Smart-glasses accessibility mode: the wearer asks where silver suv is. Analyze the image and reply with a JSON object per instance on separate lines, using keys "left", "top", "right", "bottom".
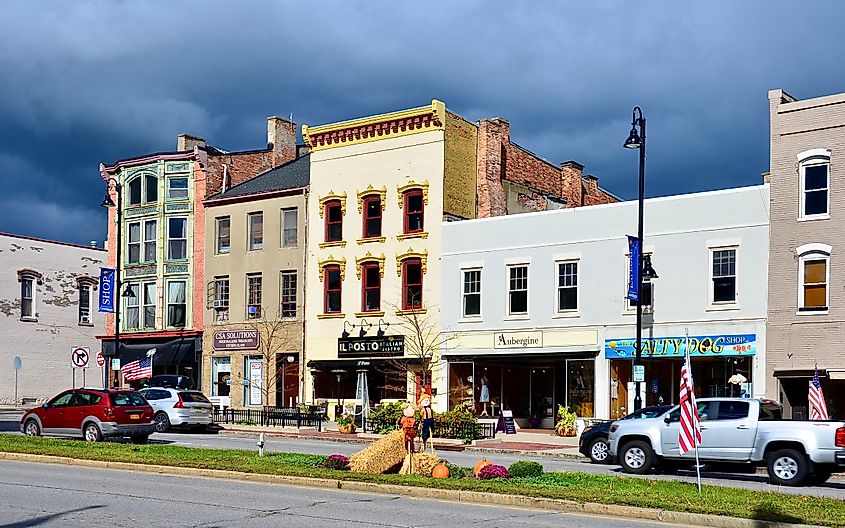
{"left": 139, "top": 388, "right": 213, "bottom": 433}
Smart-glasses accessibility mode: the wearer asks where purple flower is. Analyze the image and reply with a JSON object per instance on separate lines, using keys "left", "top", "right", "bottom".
{"left": 477, "top": 464, "right": 510, "bottom": 480}
{"left": 322, "top": 454, "right": 350, "bottom": 470}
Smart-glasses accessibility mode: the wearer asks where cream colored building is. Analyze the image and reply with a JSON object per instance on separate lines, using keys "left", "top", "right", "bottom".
{"left": 202, "top": 156, "right": 308, "bottom": 408}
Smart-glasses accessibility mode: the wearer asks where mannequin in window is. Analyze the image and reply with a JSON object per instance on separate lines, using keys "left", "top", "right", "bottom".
{"left": 479, "top": 375, "right": 490, "bottom": 416}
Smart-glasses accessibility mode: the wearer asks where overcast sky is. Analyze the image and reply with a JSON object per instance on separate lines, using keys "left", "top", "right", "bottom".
{"left": 2, "top": 1, "right": 844, "bottom": 245}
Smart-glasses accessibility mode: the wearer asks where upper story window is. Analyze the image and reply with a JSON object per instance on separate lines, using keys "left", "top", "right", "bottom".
{"left": 216, "top": 216, "right": 230, "bottom": 254}
{"left": 402, "top": 258, "right": 424, "bottom": 310}
{"left": 507, "top": 264, "right": 528, "bottom": 316}
{"left": 124, "top": 283, "right": 140, "bottom": 330}
{"left": 798, "top": 149, "right": 831, "bottom": 220}
{"left": 17, "top": 269, "right": 41, "bottom": 321}
{"left": 361, "top": 262, "right": 381, "bottom": 312}
{"left": 167, "top": 217, "right": 188, "bottom": 260}
{"left": 324, "top": 200, "right": 343, "bottom": 242}
{"left": 362, "top": 196, "right": 382, "bottom": 238}
{"left": 127, "top": 222, "right": 141, "bottom": 264}
{"left": 167, "top": 177, "right": 188, "bottom": 200}
{"left": 142, "top": 282, "right": 156, "bottom": 329}
{"left": 557, "top": 261, "right": 578, "bottom": 312}
{"left": 212, "top": 276, "right": 230, "bottom": 323}
{"left": 247, "top": 273, "right": 262, "bottom": 319}
{"left": 462, "top": 269, "right": 481, "bottom": 318}
{"left": 248, "top": 212, "right": 263, "bottom": 251}
{"left": 127, "top": 174, "right": 158, "bottom": 206}
{"left": 166, "top": 280, "right": 187, "bottom": 328}
{"left": 282, "top": 208, "right": 298, "bottom": 248}
{"left": 143, "top": 219, "right": 157, "bottom": 262}
{"left": 281, "top": 270, "right": 298, "bottom": 318}
{"left": 711, "top": 248, "right": 737, "bottom": 304}
{"left": 797, "top": 243, "right": 831, "bottom": 313}
{"left": 323, "top": 265, "right": 342, "bottom": 313}
{"left": 403, "top": 190, "right": 424, "bottom": 234}
{"left": 78, "top": 284, "right": 92, "bottom": 324}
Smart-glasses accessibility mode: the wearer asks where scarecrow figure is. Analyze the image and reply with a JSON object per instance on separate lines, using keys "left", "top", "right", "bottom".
{"left": 418, "top": 393, "right": 436, "bottom": 456}
{"left": 398, "top": 403, "right": 416, "bottom": 473}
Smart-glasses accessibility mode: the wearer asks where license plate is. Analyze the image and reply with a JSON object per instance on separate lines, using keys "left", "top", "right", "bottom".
{"left": 129, "top": 413, "right": 140, "bottom": 419}
{"left": 193, "top": 408, "right": 206, "bottom": 414}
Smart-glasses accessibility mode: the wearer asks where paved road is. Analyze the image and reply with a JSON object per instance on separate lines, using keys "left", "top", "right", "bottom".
{"left": 3, "top": 410, "right": 845, "bottom": 500}
{"left": 0, "top": 460, "right": 699, "bottom": 528}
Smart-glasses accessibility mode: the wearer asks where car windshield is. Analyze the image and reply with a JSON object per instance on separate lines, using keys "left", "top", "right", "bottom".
{"left": 179, "top": 392, "right": 210, "bottom": 403}
{"left": 622, "top": 406, "right": 670, "bottom": 420}
{"left": 110, "top": 392, "right": 147, "bottom": 406}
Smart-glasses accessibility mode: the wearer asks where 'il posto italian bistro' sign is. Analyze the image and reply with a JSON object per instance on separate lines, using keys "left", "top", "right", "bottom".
{"left": 213, "top": 329, "right": 260, "bottom": 351}
{"left": 338, "top": 336, "right": 405, "bottom": 358}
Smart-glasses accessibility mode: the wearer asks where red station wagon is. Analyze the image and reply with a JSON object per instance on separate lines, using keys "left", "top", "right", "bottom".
{"left": 20, "top": 388, "right": 155, "bottom": 443}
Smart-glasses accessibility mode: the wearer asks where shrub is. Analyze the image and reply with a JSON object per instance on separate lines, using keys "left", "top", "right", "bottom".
{"left": 445, "top": 462, "right": 468, "bottom": 479}
{"left": 234, "top": 419, "right": 257, "bottom": 426}
{"left": 367, "top": 402, "right": 406, "bottom": 434}
{"left": 321, "top": 454, "right": 350, "bottom": 470}
{"left": 476, "top": 464, "right": 510, "bottom": 480}
{"left": 435, "top": 402, "right": 482, "bottom": 442}
{"left": 508, "top": 460, "right": 543, "bottom": 479}
{"left": 555, "top": 405, "right": 578, "bottom": 437}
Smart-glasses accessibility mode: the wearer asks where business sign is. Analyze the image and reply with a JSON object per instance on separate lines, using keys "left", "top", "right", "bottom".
{"left": 213, "top": 329, "right": 260, "bottom": 351}
{"left": 70, "top": 347, "right": 90, "bottom": 369}
{"left": 626, "top": 236, "right": 639, "bottom": 301}
{"left": 493, "top": 331, "right": 543, "bottom": 349}
{"left": 604, "top": 334, "right": 757, "bottom": 359}
{"left": 633, "top": 364, "right": 645, "bottom": 382}
{"left": 247, "top": 358, "right": 263, "bottom": 406}
{"left": 98, "top": 268, "right": 116, "bottom": 313}
{"left": 337, "top": 336, "right": 404, "bottom": 358}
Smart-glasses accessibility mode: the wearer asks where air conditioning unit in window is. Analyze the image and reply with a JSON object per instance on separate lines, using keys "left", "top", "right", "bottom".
{"left": 80, "top": 315, "right": 91, "bottom": 324}
{"left": 248, "top": 304, "right": 260, "bottom": 318}
{"left": 212, "top": 299, "right": 228, "bottom": 310}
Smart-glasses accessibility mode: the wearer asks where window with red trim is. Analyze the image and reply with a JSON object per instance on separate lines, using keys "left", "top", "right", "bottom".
{"left": 403, "top": 190, "right": 424, "bottom": 234}
{"left": 362, "top": 196, "right": 382, "bottom": 238}
{"left": 361, "top": 263, "right": 381, "bottom": 312}
{"left": 324, "top": 265, "right": 342, "bottom": 313}
{"left": 402, "top": 258, "right": 423, "bottom": 309}
{"left": 324, "top": 201, "right": 343, "bottom": 242}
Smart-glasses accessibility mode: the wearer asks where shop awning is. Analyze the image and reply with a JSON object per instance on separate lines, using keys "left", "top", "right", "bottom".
{"left": 442, "top": 350, "right": 598, "bottom": 362}
{"left": 773, "top": 368, "right": 827, "bottom": 379}
{"left": 307, "top": 358, "right": 421, "bottom": 370}
{"left": 102, "top": 335, "right": 201, "bottom": 366}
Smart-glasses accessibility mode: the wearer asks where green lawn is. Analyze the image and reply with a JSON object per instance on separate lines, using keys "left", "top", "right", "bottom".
{"left": 0, "top": 434, "right": 840, "bottom": 527}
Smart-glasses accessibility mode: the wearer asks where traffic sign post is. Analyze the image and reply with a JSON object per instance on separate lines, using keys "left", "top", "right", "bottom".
{"left": 13, "top": 357, "right": 22, "bottom": 404}
{"left": 96, "top": 352, "right": 105, "bottom": 388}
{"left": 71, "top": 347, "right": 90, "bottom": 388}
{"left": 633, "top": 364, "right": 645, "bottom": 383}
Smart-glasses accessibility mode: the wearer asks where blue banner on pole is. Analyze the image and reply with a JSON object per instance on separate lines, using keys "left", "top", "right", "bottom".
{"left": 626, "top": 236, "right": 639, "bottom": 301}
{"left": 98, "top": 268, "right": 116, "bottom": 313}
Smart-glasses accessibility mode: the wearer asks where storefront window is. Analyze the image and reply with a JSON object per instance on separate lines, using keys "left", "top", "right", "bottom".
{"left": 567, "top": 360, "right": 594, "bottom": 417}
{"left": 211, "top": 356, "right": 231, "bottom": 397}
{"left": 448, "top": 362, "right": 474, "bottom": 411}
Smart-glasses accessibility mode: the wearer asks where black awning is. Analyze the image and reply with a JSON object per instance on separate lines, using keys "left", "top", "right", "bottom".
{"left": 307, "top": 358, "right": 420, "bottom": 370}
{"left": 102, "top": 336, "right": 200, "bottom": 366}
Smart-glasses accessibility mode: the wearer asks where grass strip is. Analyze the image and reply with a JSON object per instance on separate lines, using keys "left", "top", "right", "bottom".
{"left": 0, "top": 434, "right": 841, "bottom": 527}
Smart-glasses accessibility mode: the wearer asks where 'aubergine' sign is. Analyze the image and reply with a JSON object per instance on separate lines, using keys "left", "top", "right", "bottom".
{"left": 213, "top": 329, "right": 260, "bottom": 350}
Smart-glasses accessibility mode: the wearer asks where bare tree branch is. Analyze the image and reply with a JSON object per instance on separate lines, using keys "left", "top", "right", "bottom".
{"left": 244, "top": 307, "right": 301, "bottom": 409}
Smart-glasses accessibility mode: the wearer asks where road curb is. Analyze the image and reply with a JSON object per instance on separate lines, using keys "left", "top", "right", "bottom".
{"left": 0, "top": 452, "right": 823, "bottom": 528}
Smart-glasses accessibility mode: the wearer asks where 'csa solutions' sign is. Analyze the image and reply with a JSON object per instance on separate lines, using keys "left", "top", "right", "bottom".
{"left": 213, "top": 329, "right": 260, "bottom": 350}
{"left": 338, "top": 336, "right": 404, "bottom": 358}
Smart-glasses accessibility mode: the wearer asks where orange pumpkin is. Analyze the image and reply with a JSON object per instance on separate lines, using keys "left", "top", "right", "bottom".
{"left": 432, "top": 464, "right": 450, "bottom": 479}
{"left": 473, "top": 458, "right": 491, "bottom": 476}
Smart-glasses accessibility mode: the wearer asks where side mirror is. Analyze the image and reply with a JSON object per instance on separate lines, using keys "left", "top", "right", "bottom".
{"left": 41, "top": 403, "right": 49, "bottom": 409}
{"left": 663, "top": 415, "right": 671, "bottom": 424}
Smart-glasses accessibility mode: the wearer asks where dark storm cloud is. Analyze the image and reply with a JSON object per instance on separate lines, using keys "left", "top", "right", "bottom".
{"left": 1, "top": 0, "right": 844, "bottom": 244}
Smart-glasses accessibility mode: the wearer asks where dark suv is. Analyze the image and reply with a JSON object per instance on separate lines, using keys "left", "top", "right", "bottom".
{"left": 20, "top": 388, "right": 155, "bottom": 443}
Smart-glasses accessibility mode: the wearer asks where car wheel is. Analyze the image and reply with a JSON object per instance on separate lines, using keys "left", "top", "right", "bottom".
{"left": 619, "top": 440, "right": 655, "bottom": 475}
{"left": 767, "top": 449, "right": 809, "bottom": 486}
{"left": 130, "top": 434, "right": 149, "bottom": 444}
{"left": 154, "top": 412, "right": 171, "bottom": 433}
{"left": 588, "top": 438, "right": 610, "bottom": 464}
{"left": 83, "top": 422, "right": 103, "bottom": 442}
{"left": 24, "top": 419, "right": 41, "bottom": 437}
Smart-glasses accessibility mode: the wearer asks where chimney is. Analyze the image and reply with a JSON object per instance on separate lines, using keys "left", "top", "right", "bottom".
{"left": 267, "top": 116, "right": 297, "bottom": 166}
{"left": 177, "top": 134, "right": 205, "bottom": 152}
{"left": 560, "top": 160, "right": 585, "bottom": 207}
{"left": 476, "top": 118, "right": 509, "bottom": 218}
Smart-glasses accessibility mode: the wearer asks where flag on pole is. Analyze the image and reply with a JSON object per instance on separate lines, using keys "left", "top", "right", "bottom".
{"left": 121, "top": 357, "right": 152, "bottom": 380}
{"left": 809, "top": 369, "right": 829, "bottom": 420}
{"left": 678, "top": 356, "right": 702, "bottom": 455}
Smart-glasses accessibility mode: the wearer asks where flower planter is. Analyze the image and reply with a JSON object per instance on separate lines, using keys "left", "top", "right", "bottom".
{"left": 338, "top": 424, "right": 356, "bottom": 434}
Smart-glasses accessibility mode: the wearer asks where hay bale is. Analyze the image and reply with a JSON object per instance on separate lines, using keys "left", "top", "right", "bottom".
{"left": 349, "top": 430, "right": 406, "bottom": 474}
{"left": 399, "top": 453, "right": 441, "bottom": 477}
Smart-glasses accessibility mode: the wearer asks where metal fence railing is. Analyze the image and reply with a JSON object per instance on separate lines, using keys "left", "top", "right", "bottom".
{"left": 212, "top": 407, "right": 323, "bottom": 431}
{"left": 362, "top": 416, "right": 495, "bottom": 441}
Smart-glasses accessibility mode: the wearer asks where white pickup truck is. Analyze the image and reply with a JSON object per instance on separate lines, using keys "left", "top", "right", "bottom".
{"left": 607, "top": 397, "right": 845, "bottom": 486}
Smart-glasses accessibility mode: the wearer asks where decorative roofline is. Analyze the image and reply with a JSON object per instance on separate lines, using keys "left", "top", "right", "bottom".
{"left": 100, "top": 147, "right": 207, "bottom": 182}
{"left": 302, "top": 100, "right": 446, "bottom": 151}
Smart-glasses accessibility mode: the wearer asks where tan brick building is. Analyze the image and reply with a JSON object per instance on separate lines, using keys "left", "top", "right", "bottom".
{"left": 767, "top": 89, "right": 845, "bottom": 418}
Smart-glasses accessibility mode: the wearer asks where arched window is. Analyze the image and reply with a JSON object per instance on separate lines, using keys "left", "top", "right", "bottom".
{"left": 128, "top": 177, "right": 142, "bottom": 205}
{"left": 127, "top": 174, "right": 158, "bottom": 205}
{"left": 796, "top": 243, "right": 831, "bottom": 313}
{"left": 145, "top": 174, "right": 158, "bottom": 203}
{"left": 797, "top": 149, "right": 831, "bottom": 219}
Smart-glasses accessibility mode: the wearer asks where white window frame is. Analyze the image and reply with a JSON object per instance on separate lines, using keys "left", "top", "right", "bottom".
{"left": 127, "top": 221, "right": 141, "bottom": 264}
{"left": 506, "top": 264, "right": 529, "bottom": 318}
{"left": 143, "top": 219, "right": 157, "bottom": 262}
{"left": 124, "top": 282, "right": 140, "bottom": 330}
{"left": 20, "top": 278, "right": 35, "bottom": 320}
{"left": 280, "top": 270, "right": 297, "bottom": 318}
{"left": 216, "top": 216, "right": 230, "bottom": 255}
{"left": 167, "top": 177, "right": 189, "bottom": 200}
{"left": 214, "top": 276, "right": 230, "bottom": 323}
{"left": 797, "top": 243, "right": 831, "bottom": 315}
{"left": 166, "top": 279, "right": 188, "bottom": 328}
{"left": 248, "top": 212, "right": 263, "bottom": 251}
{"left": 555, "top": 260, "right": 579, "bottom": 314}
{"left": 709, "top": 246, "right": 739, "bottom": 308}
{"left": 281, "top": 207, "right": 298, "bottom": 248}
{"left": 78, "top": 283, "right": 92, "bottom": 325}
{"left": 798, "top": 149, "right": 831, "bottom": 221}
{"left": 246, "top": 273, "right": 262, "bottom": 319}
{"left": 167, "top": 217, "right": 188, "bottom": 260}
{"left": 142, "top": 281, "right": 157, "bottom": 329}
{"left": 461, "top": 268, "right": 482, "bottom": 320}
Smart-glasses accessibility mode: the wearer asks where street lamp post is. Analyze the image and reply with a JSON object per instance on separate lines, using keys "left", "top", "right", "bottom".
{"left": 101, "top": 178, "right": 135, "bottom": 387}
{"left": 623, "top": 107, "right": 658, "bottom": 412}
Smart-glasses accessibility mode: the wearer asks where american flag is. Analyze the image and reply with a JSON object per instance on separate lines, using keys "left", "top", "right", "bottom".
{"left": 678, "top": 357, "right": 702, "bottom": 455}
{"left": 809, "top": 369, "right": 829, "bottom": 421}
{"left": 121, "top": 357, "right": 152, "bottom": 380}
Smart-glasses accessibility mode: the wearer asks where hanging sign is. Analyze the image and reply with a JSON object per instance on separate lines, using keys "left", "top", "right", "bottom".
{"left": 212, "top": 329, "right": 260, "bottom": 351}
{"left": 98, "top": 268, "right": 116, "bottom": 313}
{"left": 626, "top": 236, "right": 639, "bottom": 302}
{"left": 605, "top": 334, "right": 757, "bottom": 359}
{"left": 337, "top": 336, "right": 404, "bottom": 358}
